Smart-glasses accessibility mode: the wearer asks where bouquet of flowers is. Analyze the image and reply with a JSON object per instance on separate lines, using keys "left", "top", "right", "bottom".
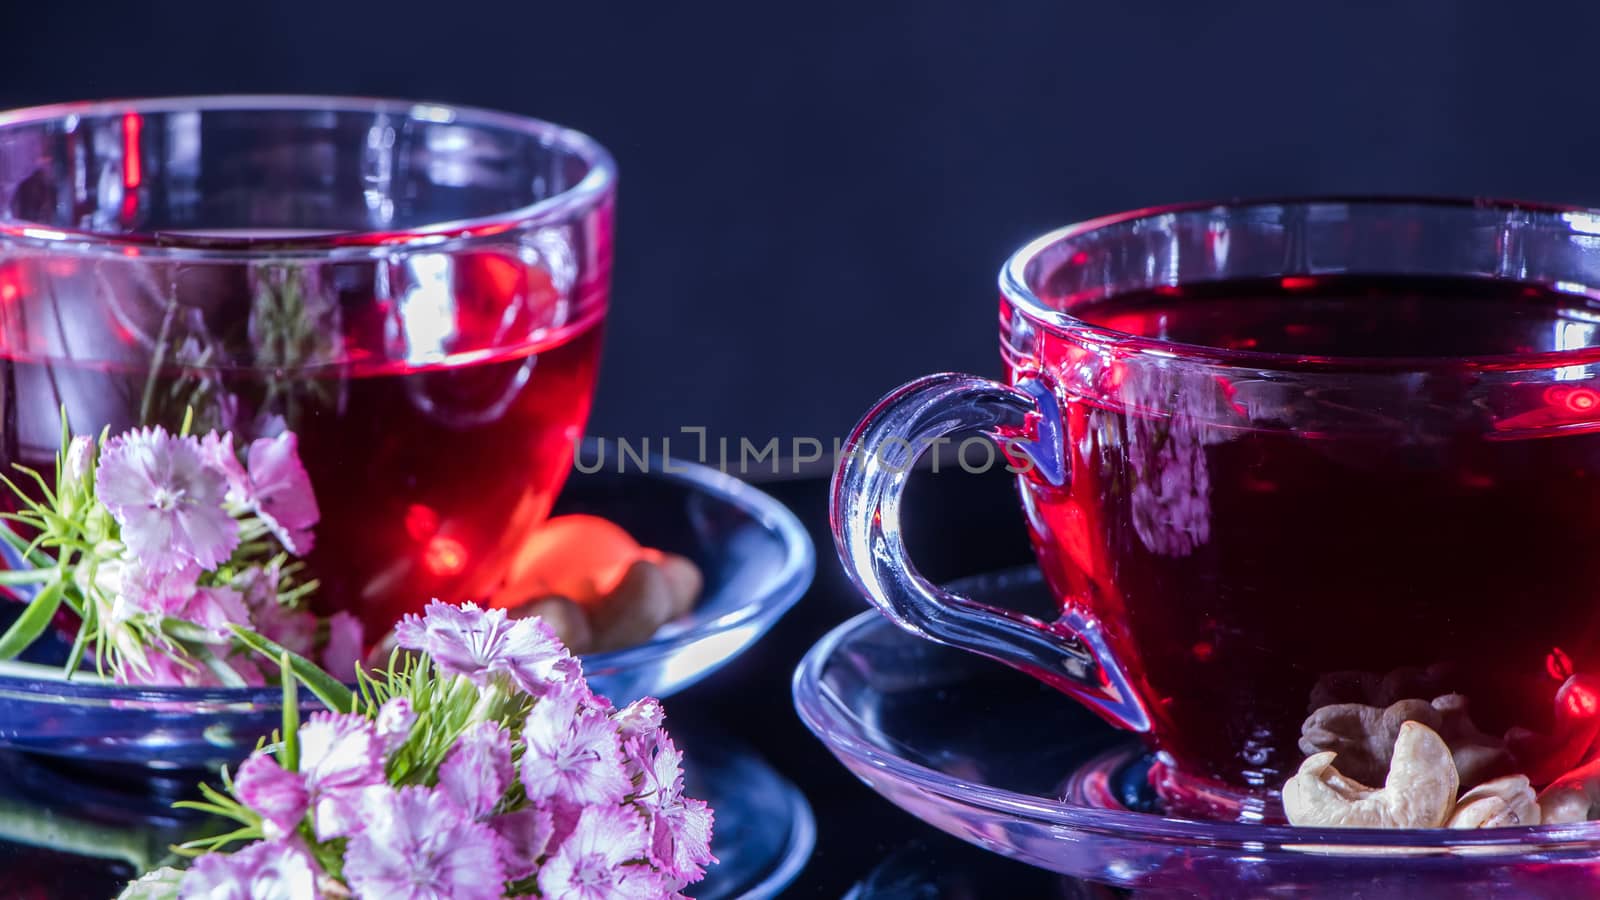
{"left": 0, "top": 414, "right": 356, "bottom": 686}
{"left": 120, "top": 601, "right": 713, "bottom": 899}
{"left": 0, "top": 421, "right": 714, "bottom": 897}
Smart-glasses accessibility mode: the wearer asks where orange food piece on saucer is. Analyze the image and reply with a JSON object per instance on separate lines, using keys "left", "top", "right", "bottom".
{"left": 491, "top": 514, "right": 663, "bottom": 608}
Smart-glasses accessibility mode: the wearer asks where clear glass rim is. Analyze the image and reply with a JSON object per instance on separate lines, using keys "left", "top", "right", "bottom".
{"left": 0, "top": 94, "right": 617, "bottom": 260}
{"left": 793, "top": 600, "right": 1600, "bottom": 852}
{"left": 999, "top": 195, "right": 1600, "bottom": 373}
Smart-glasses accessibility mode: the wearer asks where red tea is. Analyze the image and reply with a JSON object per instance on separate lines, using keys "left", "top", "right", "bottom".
{"left": 0, "top": 251, "right": 604, "bottom": 636}
{"left": 1012, "top": 275, "right": 1600, "bottom": 790}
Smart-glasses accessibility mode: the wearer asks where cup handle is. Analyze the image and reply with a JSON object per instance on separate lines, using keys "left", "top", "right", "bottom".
{"left": 830, "top": 373, "right": 1150, "bottom": 733}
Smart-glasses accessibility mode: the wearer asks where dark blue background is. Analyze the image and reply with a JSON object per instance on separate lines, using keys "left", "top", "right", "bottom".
{"left": 5, "top": 1, "right": 1600, "bottom": 451}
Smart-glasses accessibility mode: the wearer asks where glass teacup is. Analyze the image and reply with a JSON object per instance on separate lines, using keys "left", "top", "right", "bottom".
{"left": 834, "top": 199, "right": 1600, "bottom": 818}
{"left": 0, "top": 96, "right": 614, "bottom": 635}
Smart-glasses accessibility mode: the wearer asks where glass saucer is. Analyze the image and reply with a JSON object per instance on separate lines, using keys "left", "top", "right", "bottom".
{"left": 795, "top": 567, "right": 1600, "bottom": 897}
{"left": 0, "top": 453, "right": 814, "bottom": 768}
{"left": 0, "top": 726, "right": 812, "bottom": 898}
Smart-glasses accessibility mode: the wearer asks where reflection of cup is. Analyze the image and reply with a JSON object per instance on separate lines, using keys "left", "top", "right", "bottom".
{"left": 834, "top": 199, "right": 1600, "bottom": 814}
{"left": 0, "top": 96, "right": 614, "bottom": 636}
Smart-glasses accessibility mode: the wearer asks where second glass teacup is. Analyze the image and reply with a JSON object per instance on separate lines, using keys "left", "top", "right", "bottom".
{"left": 835, "top": 198, "right": 1600, "bottom": 818}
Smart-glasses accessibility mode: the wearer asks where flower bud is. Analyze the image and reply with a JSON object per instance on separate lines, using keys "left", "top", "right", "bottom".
{"left": 85, "top": 506, "right": 115, "bottom": 544}
{"left": 376, "top": 697, "right": 417, "bottom": 754}
{"left": 56, "top": 436, "right": 95, "bottom": 521}
{"left": 63, "top": 436, "right": 94, "bottom": 486}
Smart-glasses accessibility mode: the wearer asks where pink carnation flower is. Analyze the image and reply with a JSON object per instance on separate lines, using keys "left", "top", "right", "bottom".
{"left": 521, "top": 684, "right": 629, "bottom": 807}
{"left": 343, "top": 786, "right": 506, "bottom": 900}
{"left": 179, "top": 839, "right": 320, "bottom": 900}
{"left": 489, "top": 806, "right": 554, "bottom": 881}
{"left": 246, "top": 432, "right": 319, "bottom": 554}
{"left": 537, "top": 805, "right": 661, "bottom": 900}
{"left": 395, "top": 600, "right": 572, "bottom": 696}
{"left": 97, "top": 427, "right": 239, "bottom": 572}
{"left": 114, "top": 562, "right": 202, "bottom": 620}
{"left": 438, "top": 720, "right": 567, "bottom": 881}
{"left": 231, "top": 712, "right": 384, "bottom": 842}
{"left": 438, "top": 720, "right": 512, "bottom": 820}
{"left": 297, "top": 712, "right": 386, "bottom": 840}
{"left": 115, "top": 563, "right": 249, "bottom": 640}
{"left": 614, "top": 698, "right": 664, "bottom": 741}
{"left": 641, "top": 735, "right": 716, "bottom": 882}
{"left": 200, "top": 431, "right": 251, "bottom": 507}
{"left": 233, "top": 752, "right": 309, "bottom": 838}
{"left": 180, "top": 586, "right": 252, "bottom": 642}
{"left": 616, "top": 698, "right": 666, "bottom": 785}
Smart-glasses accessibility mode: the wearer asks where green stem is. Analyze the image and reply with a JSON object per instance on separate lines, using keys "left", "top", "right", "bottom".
{"left": 0, "top": 569, "right": 55, "bottom": 585}
{"left": 281, "top": 652, "right": 300, "bottom": 772}
{"left": 62, "top": 627, "right": 89, "bottom": 679}
{"left": 138, "top": 299, "right": 178, "bottom": 427}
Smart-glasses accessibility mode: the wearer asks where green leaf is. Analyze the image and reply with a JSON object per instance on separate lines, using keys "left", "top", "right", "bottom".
{"left": 10, "top": 464, "right": 56, "bottom": 507}
{"left": 56, "top": 409, "right": 68, "bottom": 481}
{"left": 0, "top": 578, "right": 65, "bottom": 660}
{"left": 0, "top": 521, "right": 52, "bottom": 569}
{"left": 18, "top": 533, "right": 48, "bottom": 563}
{"left": 0, "top": 477, "right": 48, "bottom": 516}
{"left": 230, "top": 625, "right": 354, "bottom": 713}
{"left": 173, "top": 823, "right": 259, "bottom": 855}
{"left": 171, "top": 801, "right": 235, "bottom": 818}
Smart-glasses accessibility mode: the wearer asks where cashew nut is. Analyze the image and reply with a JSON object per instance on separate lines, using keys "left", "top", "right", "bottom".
{"left": 1428, "top": 693, "right": 1512, "bottom": 788}
{"left": 1300, "top": 694, "right": 1509, "bottom": 788}
{"left": 510, "top": 595, "right": 594, "bottom": 654}
{"left": 590, "top": 560, "right": 680, "bottom": 652}
{"left": 1308, "top": 664, "right": 1455, "bottom": 712}
{"left": 1300, "top": 698, "right": 1436, "bottom": 786}
{"left": 1447, "top": 775, "right": 1540, "bottom": 828}
{"left": 1283, "top": 720, "right": 1459, "bottom": 828}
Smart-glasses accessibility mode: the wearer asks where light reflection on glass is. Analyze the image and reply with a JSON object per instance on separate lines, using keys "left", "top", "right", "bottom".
{"left": 396, "top": 253, "right": 456, "bottom": 364}
{"left": 1554, "top": 319, "right": 1595, "bottom": 381}
{"left": 655, "top": 624, "right": 761, "bottom": 689}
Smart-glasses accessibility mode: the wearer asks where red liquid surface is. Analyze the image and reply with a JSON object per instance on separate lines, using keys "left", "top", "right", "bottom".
{"left": 0, "top": 252, "right": 604, "bottom": 636}
{"left": 1013, "top": 275, "right": 1600, "bottom": 791}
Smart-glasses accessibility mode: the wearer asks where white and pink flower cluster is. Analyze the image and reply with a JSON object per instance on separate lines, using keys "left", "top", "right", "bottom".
{"left": 59, "top": 425, "right": 358, "bottom": 685}
{"left": 159, "top": 601, "right": 712, "bottom": 899}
